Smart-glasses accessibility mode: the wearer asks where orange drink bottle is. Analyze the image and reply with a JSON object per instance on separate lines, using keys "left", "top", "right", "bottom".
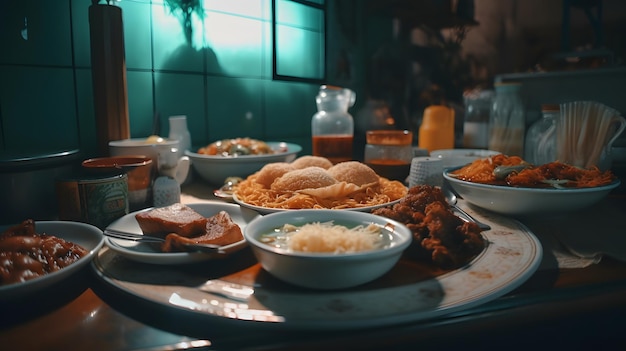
{"left": 418, "top": 105, "right": 455, "bottom": 153}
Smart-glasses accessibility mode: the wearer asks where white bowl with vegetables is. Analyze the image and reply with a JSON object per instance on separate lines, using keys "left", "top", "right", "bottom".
{"left": 243, "top": 210, "right": 412, "bottom": 290}
{"left": 186, "top": 140, "right": 301, "bottom": 185}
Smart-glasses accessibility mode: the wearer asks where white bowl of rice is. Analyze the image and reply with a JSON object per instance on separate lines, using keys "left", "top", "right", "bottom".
{"left": 243, "top": 210, "right": 412, "bottom": 290}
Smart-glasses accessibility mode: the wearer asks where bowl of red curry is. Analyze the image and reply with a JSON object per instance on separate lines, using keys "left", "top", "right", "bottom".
{"left": 0, "top": 219, "right": 104, "bottom": 298}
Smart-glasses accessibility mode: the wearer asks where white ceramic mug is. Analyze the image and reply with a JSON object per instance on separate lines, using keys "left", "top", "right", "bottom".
{"left": 109, "top": 138, "right": 190, "bottom": 184}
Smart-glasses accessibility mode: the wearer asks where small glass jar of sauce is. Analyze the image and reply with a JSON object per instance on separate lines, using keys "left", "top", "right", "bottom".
{"left": 364, "top": 130, "right": 413, "bottom": 182}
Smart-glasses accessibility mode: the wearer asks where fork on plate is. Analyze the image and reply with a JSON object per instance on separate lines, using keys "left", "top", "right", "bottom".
{"left": 103, "top": 228, "right": 224, "bottom": 253}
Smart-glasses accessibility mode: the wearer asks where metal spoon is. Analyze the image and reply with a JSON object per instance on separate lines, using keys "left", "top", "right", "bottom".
{"left": 442, "top": 184, "right": 491, "bottom": 231}
{"left": 212, "top": 177, "right": 242, "bottom": 199}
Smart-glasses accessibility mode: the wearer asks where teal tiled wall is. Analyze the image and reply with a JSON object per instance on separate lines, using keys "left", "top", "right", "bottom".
{"left": 0, "top": 0, "right": 325, "bottom": 158}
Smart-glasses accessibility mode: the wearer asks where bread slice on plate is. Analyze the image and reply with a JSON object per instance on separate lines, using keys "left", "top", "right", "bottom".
{"left": 135, "top": 203, "right": 208, "bottom": 238}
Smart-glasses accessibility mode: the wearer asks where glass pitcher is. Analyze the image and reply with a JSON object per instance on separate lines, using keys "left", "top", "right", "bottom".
{"left": 311, "top": 85, "right": 356, "bottom": 164}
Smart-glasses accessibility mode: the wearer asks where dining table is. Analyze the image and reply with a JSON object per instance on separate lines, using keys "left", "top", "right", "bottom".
{"left": 2, "top": 179, "right": 626, "bottom": 351}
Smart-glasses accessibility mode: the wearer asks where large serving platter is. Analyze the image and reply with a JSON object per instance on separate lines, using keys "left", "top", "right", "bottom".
{"left": 233, "top": 194, "right": 401, "bottom": 215}
{"left": 0, "top": 221, "right": 104, "bottom": 299}
{"left": 91, "top": 210, "right": 542, "bottom": 331}
{"left": 104, "top": 202, "right": 261, "bottom": 264}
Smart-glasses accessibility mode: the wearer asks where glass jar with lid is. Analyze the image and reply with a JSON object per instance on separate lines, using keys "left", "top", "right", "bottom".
{"left": 364, "top": 130, "right": 413, "bottom": 182}
{"left": 488, "top": 82, "right": 525, "bottom": 156}
{"left": 524, "top": 104, "right": 559, "bottom": 165}
{"left": 463, "top": 90, "right": 493, "bottom": 148}
{"left": 311, "top": 85, "right": 356, "bottom": 164}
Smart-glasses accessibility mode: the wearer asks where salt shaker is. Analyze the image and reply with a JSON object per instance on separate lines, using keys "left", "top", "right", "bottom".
{"left": 152, "top": 175, "right": 180, "bottom": 207}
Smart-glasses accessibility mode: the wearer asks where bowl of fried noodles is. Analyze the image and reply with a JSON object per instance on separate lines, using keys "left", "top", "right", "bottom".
{"left": 443, "top": 154, "right": 620, "bottom": 215}
{"left": 186, "top": 138, "right": 302, "bottom": 185}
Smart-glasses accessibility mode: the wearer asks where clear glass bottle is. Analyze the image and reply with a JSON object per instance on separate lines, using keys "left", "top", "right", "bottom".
{"left": 463, "top": 90, "right": 493, "bottom": 148}
{"left": 488, "top": 82, "right": 525, "bottom": 156}
{"left": 311, "top": 85, "right": 356, "bottom": 164}
{"left": 168, "top": 115, "right": 192, "bottom": 184}
{"left": 524, "top": 104, "right": 559, "bottom": 165}
{"left": 364, "top": 130, "right": 413, "bottom": 182}
{"left": 168, "top": 115, "right": 192, "bottom": 156}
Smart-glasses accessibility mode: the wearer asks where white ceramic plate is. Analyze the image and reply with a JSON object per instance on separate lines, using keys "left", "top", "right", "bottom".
{"left": 92, "top": 212, "right": 542, "bottom": 330}
{"left": 444, "top": 170, "right": 621, "bottom": 216}
{"left": 104, "top": 202, "right": 261, "bottom": 264}
{"left": 233, "top": 195, "right": 401, "bottom": 215}
{"left": 0, "top": 221, "right": 104, "bottom": 299}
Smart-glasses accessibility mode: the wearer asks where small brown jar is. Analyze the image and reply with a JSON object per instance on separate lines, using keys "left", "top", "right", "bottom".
{"left": 364, "top": 130, "right": 413, "bottom": 182}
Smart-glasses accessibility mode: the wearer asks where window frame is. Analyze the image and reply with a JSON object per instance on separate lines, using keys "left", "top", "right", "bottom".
{"left": 271, "top": 0, "right": 327, "bottom": 83}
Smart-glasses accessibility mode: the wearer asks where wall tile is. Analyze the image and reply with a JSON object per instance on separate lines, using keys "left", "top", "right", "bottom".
{"left": 127, "top": 71, "right": 155, "bottom": 138}
{"left": 204, "top": 0, "right": 269, "bottom": 20}
{"left": 73, "top": 1, "right": 152, "bottom": 70}
{"left": 71, "top": 0, "right": 92, "bottom": 68}
{"left": 119, "top": 1, "right": 152, "bottom": 70}
{"left": 0, "top": 0, "right": 72, "bottom": 66}
{"left": 276, "top": 0, "right": 323, "bottom": 30}
{"left": 154, "top": 72, "right": 206, "bottom": 146}
{"left": 74, "top": 68, "right": 97, "bottom": 157}
{"left": 152, "top": 2, "right": 204, "bottom": 72}
{"left": 0, "top": 0, "right": 326, "bottom": 161}
{"left": 276, "top": 25, "right": 324, "bottom": 79}
{"left": 264, "top": 80, "right": 318, "bottom": 154}
{"left": 0, "top": 66, "right": 78, "bottom": 151}
{"left": 205, "top": 76, "right": 263, "bottom": 144}
{"left": 204, "top": 13, "right": 266, "bottom": 78}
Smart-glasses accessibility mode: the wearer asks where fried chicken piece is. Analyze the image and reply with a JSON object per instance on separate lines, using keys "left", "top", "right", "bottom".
{"left": 421, "top": 202, "right": 482, "bottom": 267}
{"left": 402, "top": 185, "right": 450, "bottom": 213}
{"left": 372, "top": 185, "right": 484, "bottom": 268}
